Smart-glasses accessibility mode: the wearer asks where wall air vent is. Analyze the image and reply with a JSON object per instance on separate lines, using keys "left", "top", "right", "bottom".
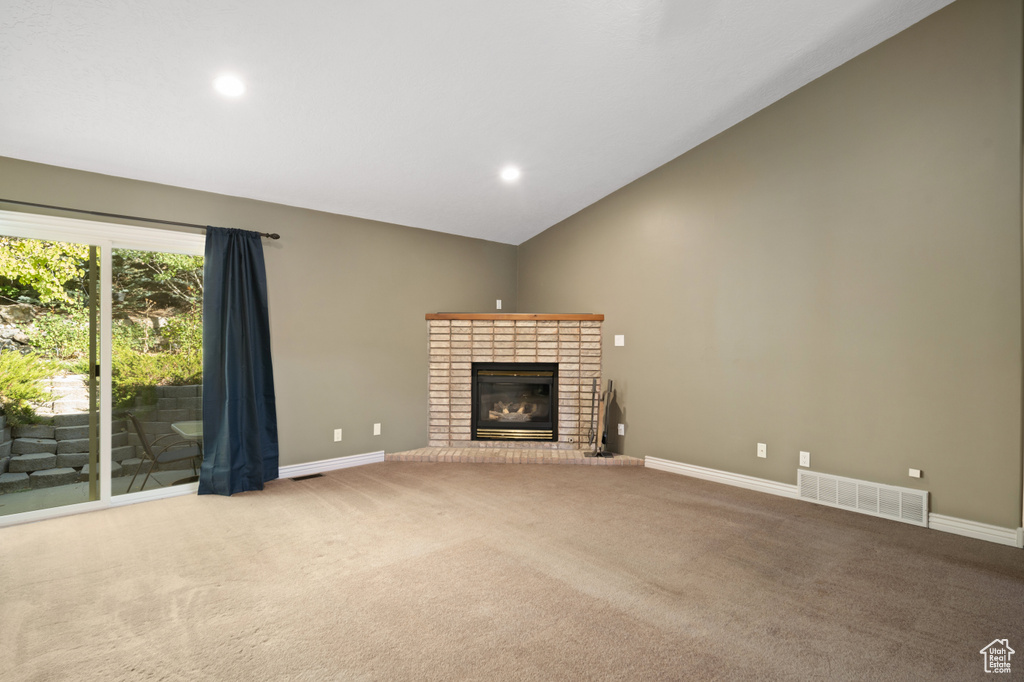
{"left": 797, "top": 470, "right": 928, "bottom": 527}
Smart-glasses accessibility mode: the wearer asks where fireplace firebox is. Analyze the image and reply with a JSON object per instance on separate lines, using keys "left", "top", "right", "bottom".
{"left": 471, "top": 363, "right": 558, "bottom": 441}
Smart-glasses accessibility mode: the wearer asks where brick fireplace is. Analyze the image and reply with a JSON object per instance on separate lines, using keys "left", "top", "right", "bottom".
{"left": 426, "top": 313, "right": 603, "bottom": 449}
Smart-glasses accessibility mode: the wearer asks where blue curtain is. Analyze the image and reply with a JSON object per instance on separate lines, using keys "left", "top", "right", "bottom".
{"left": 199, "top": 227, "right": 279, "bottom": 495}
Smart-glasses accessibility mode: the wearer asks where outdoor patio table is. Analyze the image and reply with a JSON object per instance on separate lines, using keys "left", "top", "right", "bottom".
{"left": 171, "top": 420, "right": 203, "bottom": 441}
{"left": 170, "top": 421, "right": 203, "bottom": 485}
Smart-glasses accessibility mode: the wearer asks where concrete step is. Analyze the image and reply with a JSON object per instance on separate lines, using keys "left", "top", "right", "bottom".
{"left": 46, "top": 390, "right": 90, "bottom": 399}
{"left": 43, "top": 375, "right": 88, "bottom": 389}
{"left": 0, "top": 440, "right": 10, "bottom": 458}
{"left": 154, "top": 385, "right": 201, "bottom": 398}
{"left": 79, "top": 462, "right": 124, "bottom": 480}
{"left": 45, "top": 386, "right": 88, "bottom": 396}
{"left": 140, "top": 422, "right": 174, "bottom": 436}
{"left": 150, "top": 458, "right": 196, "bottom": 472}
{"left": 45, "top": 378, "right": 89, "bottom": 387}
{"left": 9, "top": 452, "right": 58, "bottom": 472}
{"left": 47, "top": 398, "right": 91, "bottom": 411}
{"left": 0, "top": 472, "right": 30, "bottom": 494}
{"left": 45, "top": 373, "right": 87, "bottom": 384}
{"left": 53, "top": 413, "right": 90, "bottom": 428}
{"left": 112, "top": 445, "right": 137, "bottom": 462}
{"left": 30, "top": 468, "right": 78, "bottom": 489}
{"left": 155, "top": 409, "right": 191, "bottom": 423}
{"left": 119, "top": 458, "right": 144, "bottom": 477}
{"left": 12, "top": 424, "right": 55, "bottom": 439}
{"left": 156, "top": 396, "right": 202, "bottom": 410}
{"left": 152, "top": 410, "right": 202, "bottom": 423}
{"left": 54, "top": 425, "right": 90, "bottom": 441}
{"left": 0, "top": 455, "right": 9, "bottom": 474}
{"left": 57, "top": 438, "right": 89, "bottom": 455}
{"left": 55, "top": 431, "right": 129, "bottom": 454}
{"left": 119, "top": 455, "right": 196, "bottom": 474}
{"left": 56, "top": 452, "right": 90, "bottom": 468}
{"left": 44, "top": 386, "right": 89, "bottom": 397}
{"left": 12, "top": 438, "right": 58, "bottom": 455}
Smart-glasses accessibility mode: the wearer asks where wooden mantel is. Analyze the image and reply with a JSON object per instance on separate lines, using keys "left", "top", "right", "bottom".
{"left": 425, "top": 312, "right": 604, "bottom": 321}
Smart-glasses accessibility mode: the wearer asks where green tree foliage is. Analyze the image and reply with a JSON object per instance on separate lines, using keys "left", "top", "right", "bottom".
{"left": 111, "top": 345, "right": 202, "bottom": 408}
{"left": 0, "top": 237, "right": 88, "bottom": 305}
{"left": 1, "top": 237, "right": 206, "bottom": 417}
{"left": 0, "top": 351, "right": 59, "bottom": 426}
{"left": 113, "top": 249, "right": 203, "bottom": 312}
{"left": 30, "top": 309, "right": 91, "bottom": 360}
{"left": 0, "top": 239, "right": 204, "bottom": 312}
{"left": 160, "top": 309, "right": 203, "bottom": 355}
{"left": 111, "top": 309, "right": 203, "bottom": 407}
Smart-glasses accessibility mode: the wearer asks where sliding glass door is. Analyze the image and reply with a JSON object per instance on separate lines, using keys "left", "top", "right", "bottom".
{"left": 0, "top": 235, "right": 101, "bottom": 516}
{"left": 0, "top": 210, "right": 205, "bottom": 524}
{"left": 110, "top": 246, "right": 203, "bottom": 495}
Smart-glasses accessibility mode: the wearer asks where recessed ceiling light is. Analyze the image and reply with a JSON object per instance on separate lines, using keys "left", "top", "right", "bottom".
{"left": 500, "top": 165, "right": 521, "bottom": 182}
{"left": 213, "top": 73, "right": 245, "bottom": 97}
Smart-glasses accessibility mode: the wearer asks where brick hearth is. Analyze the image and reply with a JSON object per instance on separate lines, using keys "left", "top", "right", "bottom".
{"left": 426, "top": 313, "right": 603, "bottom": 449}
{"left": 387, "top": 447, "right": 641, "bottom": 466}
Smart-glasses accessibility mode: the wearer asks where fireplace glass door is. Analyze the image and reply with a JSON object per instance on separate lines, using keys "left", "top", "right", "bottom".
{"left": 472, "top": 363, "right": 557, "bottom": 441}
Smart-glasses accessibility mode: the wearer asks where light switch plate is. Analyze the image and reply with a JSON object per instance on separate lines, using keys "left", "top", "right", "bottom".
{"left": 614, "top": 335, "right": 625, "bottom": 346}
{"left": 496, "top": 299, "right": 502, "bottom": 310}
{"left": 373, "top": 423, "right": 381, "bottom": 436}
{"left": 334, "top": 428, "right": 343, "bottom": 442}
{"left": 909, "top": 468, "right": 921, "bottom": 478}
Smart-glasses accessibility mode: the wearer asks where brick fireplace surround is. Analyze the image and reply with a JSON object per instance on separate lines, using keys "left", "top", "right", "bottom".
{"left": 425, "top": 313, "right": 604, "bottom": 450}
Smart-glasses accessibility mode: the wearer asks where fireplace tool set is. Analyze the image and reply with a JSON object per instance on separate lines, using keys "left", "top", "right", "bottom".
{"left": 587, "top": 378, "right": 615, "bottom": 457}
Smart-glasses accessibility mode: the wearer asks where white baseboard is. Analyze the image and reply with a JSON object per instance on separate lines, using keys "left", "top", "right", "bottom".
{"left": 644, "top": 456, "right": 1022, "bottom": 549}
{"left": 278, "top": 450, "right": 385, "bottom": 479}
{"left": 928, "top": 514, "right": 1023, "bottom": 548}
{"left": 644, "top": 456, "right": 799, "bottom": 499}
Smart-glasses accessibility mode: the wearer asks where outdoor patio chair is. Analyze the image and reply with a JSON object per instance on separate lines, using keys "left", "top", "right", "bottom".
{"left": 125, "top": 412, "right": 202, "bottom": 492}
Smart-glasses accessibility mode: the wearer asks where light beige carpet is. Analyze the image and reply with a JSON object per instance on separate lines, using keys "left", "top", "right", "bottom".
{"left": 1, "top": 462, "right": 1022, "bottom": 681}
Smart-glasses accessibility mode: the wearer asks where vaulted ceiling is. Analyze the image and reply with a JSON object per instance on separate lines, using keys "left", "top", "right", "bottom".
{"left": 0, "top": 0, "right": 952, "bottom": 244}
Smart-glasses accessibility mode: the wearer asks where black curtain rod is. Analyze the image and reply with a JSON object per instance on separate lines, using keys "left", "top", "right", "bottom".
{"left": 0, "top": 198, "right": 281, "bottom": 239}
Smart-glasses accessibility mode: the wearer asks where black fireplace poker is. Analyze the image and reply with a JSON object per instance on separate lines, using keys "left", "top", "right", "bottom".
{"left": 589, "top": 379, "right": 616, "bottom": 458}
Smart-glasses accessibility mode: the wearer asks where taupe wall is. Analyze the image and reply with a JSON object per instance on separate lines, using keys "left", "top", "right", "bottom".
{"left": 0, "top": 156, "right": 518, "bottom": 464}
{"left": 518, "top": 0, "right": 1024, "bottom": 527}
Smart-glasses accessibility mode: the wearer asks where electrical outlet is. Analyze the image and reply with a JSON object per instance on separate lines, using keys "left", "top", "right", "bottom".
{"left": 334, "top": 428, "right": 342, "bottom": 442}
{"left": 373, "top": 423, "right": 381, "bottom": 436}
{"left": 909, "top": 468, "right": 922, "bottom": 478}
{"left": 799, "top": 451, "right": 810, "bottom": 467}
{"left": 496, "top": 299, "right": 502, "bottom": 310}
{"left": 757, "top": 443, "right": 767, "bottom": 458}
{"left": 617, "top": 423, "right": 625, "bottom": 436}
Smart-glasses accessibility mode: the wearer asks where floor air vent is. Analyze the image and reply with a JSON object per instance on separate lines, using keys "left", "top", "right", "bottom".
{"left": 291, "top": 473, "right": 324, "bottom": 482}
{"left": 797, "top": 470, "right": 928, "bottom": 527}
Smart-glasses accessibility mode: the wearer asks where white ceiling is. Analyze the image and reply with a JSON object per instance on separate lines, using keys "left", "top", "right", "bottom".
{"left": 0, "top": 0, "right": 952, "bottom": 245}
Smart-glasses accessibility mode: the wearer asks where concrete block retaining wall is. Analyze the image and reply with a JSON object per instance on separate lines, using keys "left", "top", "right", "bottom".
{"left": 0, "top": 384, "right": 202, "bottom": 495}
